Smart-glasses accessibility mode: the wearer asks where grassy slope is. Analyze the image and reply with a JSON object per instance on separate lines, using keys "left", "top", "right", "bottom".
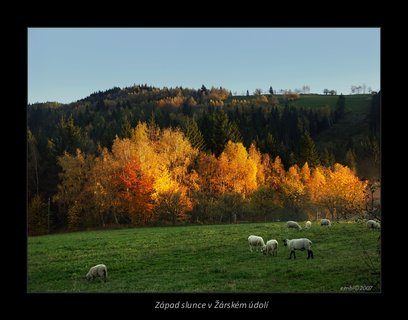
{"left": 28, "top": 222, "right": 380, "bottom": 293}
{"left": 311, "top": 95, "right": 372, "bottom": 145}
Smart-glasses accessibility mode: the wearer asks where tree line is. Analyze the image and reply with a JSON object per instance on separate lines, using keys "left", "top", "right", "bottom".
{"left": 29, "top": 121, "right": 369, "bottom": 235}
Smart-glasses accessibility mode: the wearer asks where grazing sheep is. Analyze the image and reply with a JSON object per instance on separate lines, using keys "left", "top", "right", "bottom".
{"left": 320, "top": 218, "right": 331, "bottom": 227}
{"left": 283, "top": 238, "right": 313, "bottom": 259}
{"left": 367, "top": 220, "right": 380, "bottom": 229}
{"left": 86, "top": 264, "right": 107, "bottom": 282}
{"left": 287, "top": 221, "right": 302, "bottom": 230}
{"left": 262, "top": 239, "right": 278, "bottom": 256}
{"left": 248, "top": 235, "right": 266, "bottom": 252}
{"left": 305, "top": 221, "right": 312, "bottom": 229}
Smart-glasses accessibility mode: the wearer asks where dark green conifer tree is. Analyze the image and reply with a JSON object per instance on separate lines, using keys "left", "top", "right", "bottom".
{"left": 298, "top": 132, "right": 320, "bottom": 167}
{"left": 184, "top": 118, "right": 206, "bottom": 151}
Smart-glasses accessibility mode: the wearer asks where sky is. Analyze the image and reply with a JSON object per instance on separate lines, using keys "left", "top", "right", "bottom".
{"left": 28, "top": 28, "right": 380, "bottom": 104}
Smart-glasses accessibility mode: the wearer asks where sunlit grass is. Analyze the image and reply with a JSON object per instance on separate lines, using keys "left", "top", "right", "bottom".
{"left": 28, "top": 221, "right": 380, "bottom": 293}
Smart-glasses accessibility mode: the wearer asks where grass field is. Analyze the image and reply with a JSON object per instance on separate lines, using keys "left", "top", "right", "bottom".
{"left": 291, "top": 94, "right": 371, "bottom": 113}
{"left": 227, "top": 94, "right": 371, "bottom": 112}
{"left": 290, "top": 94, "right": 338, "bottom": 109}
{"left": 28, "top": 221, "right": 381, "bottom": 293}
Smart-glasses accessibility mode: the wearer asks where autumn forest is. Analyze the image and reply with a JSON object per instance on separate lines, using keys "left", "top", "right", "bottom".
{"left": 27, "top": 85, "right": 381, "bottom": 235}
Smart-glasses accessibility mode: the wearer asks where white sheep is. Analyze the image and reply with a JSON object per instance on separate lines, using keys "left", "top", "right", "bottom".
{"left": 320, "top": 218, "right": 331, "bottom": 227}
{"left": 86, "top": 264, "right": 108, "bottom": 282}
{"left": 248, "top": 235, "right": 266, "bottom": 252}
{"left": 262, "top": 239, "right": 278, "bottom": 256}
{"left": 287, "top": 220, "right": 302, "bottom": 230}
{"left": 283, "top": 238, "right": 314, "bottom": 259}
{"left": 367, "top": 220, "right": 380, "bottom": 229}
{"left": 305, "top": 221, "right": 312, "bottom": 229}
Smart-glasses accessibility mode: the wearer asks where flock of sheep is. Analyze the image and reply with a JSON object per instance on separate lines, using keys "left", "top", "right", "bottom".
{"left": 248, "top": 218, "right": 380, "bottom": 260}
{"left": 84, "top": 218, "right": 381, "bottom": 281}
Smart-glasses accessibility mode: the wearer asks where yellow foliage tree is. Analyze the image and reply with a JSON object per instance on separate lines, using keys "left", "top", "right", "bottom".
{"left": 157, "top": 96, "right": 185, "bottom": 108}
{"left": 308, "top": 164, "right": 368, "bottom": 220}
{"left": 308, "top": 165, "right": 327, "bottom": 204}
{"left": 54, "top": 149, "right": 95, "bottom": 229}
{"left": 123, "top": 123, "right": 197, "bottom": 222}
{"left": 157, "top": 128, "right": 199, "bottom": 185}
{"left": 307, "top": 165, "right": 328, "bottom": 219}
{"left": 281, "top": 164, "right": 308, "bottom": 219}
{"left": 249, "top": 143, "right": 265, "bottom": 186}
{"left": 267, "top": 156, "right": 286, "bottom": 191}
{"left": 111, "top": 136, "right": 138, "bottom": 164}
{"left": 89, "top": 148, "right": 124, "bottom": 225}
{"left": 214, "top": 141, "right": 258, "bottom": 198}
{"left": 208, "top": 86, "right": 230, "bottom": 100}
{"left": 325, "top": 163, "right": 368, "bottom": 220}
{"left": 128, "top": 122, "right": 173, "bottom": 199}
{"left": 300, "top": 162, "right": 311, "bottom": 184}
{"left": 197, "top": 153, "right": 218, "bottom": 194}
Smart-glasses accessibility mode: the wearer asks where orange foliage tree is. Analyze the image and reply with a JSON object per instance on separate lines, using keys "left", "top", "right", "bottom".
{"left": 115, "top": 158, "right": 154, "bottom": 225}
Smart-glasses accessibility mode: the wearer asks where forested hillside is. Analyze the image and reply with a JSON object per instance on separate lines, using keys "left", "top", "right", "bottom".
{"left": 27, "top": 85, "right": 380, "bottom": 234}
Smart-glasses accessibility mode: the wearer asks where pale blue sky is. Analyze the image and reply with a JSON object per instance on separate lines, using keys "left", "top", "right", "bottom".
{"left": 28, "top": 28, "right": 380, "bottom": 104}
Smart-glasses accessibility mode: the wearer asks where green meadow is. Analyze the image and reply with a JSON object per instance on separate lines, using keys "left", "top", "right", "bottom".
{"left": 28, "top": 221, "right": 380, "bottom": 293}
